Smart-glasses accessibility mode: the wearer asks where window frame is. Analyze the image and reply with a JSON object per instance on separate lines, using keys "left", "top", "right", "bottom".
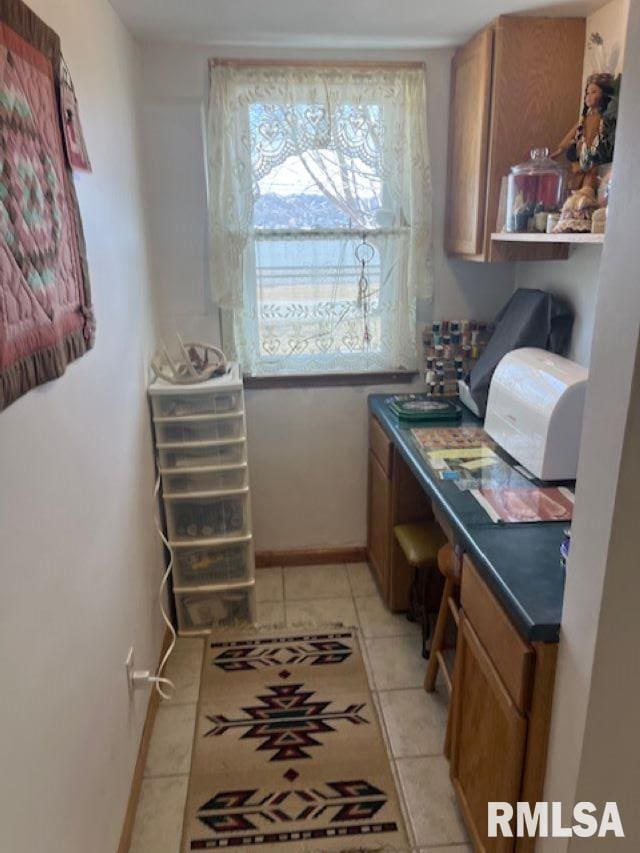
{"left": 208, "top": 61, "right": 430, "bottom": 380}
{"left": 242, "top": 223, "right": 411, "bottom": 379}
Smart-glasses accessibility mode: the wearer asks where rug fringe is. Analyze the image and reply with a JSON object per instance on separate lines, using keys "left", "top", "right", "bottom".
{"left": 206, "top": 620, "right": 357, "bottom": 638}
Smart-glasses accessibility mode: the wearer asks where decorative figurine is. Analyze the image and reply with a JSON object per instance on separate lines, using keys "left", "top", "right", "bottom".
{"left": 553, "top": 186, "right": 599, "bottom": 234}
{"left": 552, "top": 72, "right": 619, "bottom": 191}
{"left": 591, "top": 207, "right": 607, "bottom": 234}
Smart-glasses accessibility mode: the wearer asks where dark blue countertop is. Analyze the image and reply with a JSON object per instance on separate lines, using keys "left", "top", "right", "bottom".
{"left": 369, "top": 395, "right": 566, "bottom": 643}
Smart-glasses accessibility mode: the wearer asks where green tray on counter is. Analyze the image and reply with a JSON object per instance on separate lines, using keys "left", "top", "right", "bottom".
{"left": 386, "top": 394, "right": 462, "bottom": 423}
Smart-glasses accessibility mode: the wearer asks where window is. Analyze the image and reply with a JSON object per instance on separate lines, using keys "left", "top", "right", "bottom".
{"left": 207, "top": 62, "right": 432, "bottom": 377}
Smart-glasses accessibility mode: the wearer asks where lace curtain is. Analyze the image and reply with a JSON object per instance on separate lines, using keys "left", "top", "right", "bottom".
{"left": 207, "top": 62, "right": 433, "bottom": 376}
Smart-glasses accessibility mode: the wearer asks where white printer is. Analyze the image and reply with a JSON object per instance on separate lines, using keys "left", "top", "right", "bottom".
{"left": 484, "top": 348, "right": 588, "bottom": 481}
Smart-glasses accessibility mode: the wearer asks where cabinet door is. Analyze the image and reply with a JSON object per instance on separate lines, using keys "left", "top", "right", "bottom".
{"left": 486, "top": 16, "right": 585, "bottom": 261}
{"left": 445, "top": 27, "right": 493, "bottom": 257}
{"left": 367, "top": 449, "right": 391, "bottom": 597}
{"left": 450, "top": 613, "right": 527, "bottom": 852}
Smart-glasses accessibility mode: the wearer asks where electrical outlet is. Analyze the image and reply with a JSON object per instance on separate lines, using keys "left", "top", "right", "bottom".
{"left": 125, "top": 647, "right": 135, "bottom": 697}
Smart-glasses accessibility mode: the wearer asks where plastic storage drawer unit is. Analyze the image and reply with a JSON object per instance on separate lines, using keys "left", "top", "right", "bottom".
{"left": 149, "top": 363, "right": 256, "bottom": 635}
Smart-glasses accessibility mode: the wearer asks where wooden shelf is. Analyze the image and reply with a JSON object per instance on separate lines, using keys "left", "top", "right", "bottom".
{"left": 491, "top": 232, "right": 604, "bottom": 245}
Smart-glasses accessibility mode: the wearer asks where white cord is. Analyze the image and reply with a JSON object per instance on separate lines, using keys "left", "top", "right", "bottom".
{"left": 152, "top": 473, "right": 177, "bottom": 700}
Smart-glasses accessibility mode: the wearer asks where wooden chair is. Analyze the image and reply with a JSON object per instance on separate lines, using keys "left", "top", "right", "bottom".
{"left": 393, "top": 520, "right": 448, "bottom": 658}
{"left": 424, "top": 541, "right": 461, "bottom": 694}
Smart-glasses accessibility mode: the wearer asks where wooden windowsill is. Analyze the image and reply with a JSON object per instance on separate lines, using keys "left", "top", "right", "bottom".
{"left": 243, "top": 370, "right": 418, "bottom": 389}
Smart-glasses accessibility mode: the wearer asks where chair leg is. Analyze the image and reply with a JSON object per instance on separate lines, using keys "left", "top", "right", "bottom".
{"left": 419, "top": 567, "right": 430, "bottom": 659}
{"left": 406, "top": 566, "right": 418, "bottom": 623}
{"left": 424, "top": 576, "right": 454, "bottom": 692}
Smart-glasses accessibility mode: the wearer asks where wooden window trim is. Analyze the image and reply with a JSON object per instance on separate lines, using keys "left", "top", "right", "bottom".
{"left": 243, "top": 370, "right": 418, "bottom": 389}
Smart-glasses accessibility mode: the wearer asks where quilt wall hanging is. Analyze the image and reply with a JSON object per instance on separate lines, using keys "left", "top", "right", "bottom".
{"left": 0, "top": 0, "right": 94, "bottom": 411}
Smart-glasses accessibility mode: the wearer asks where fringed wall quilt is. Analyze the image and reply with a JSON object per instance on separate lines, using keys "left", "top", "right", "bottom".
{"left": 0, "top": 0, "right": 93, "bottom": 411}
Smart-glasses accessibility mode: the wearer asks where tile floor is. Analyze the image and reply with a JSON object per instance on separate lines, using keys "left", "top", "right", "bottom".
{"left": 130, "top": 563, "right": 471, "bottom": 853}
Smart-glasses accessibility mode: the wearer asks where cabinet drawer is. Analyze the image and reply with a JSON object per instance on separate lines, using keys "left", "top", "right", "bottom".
{"left": 461, "top": 556, "right": 535, "bottom": 712}
{"left": 158, "top": 439, "right": 246, "bottom": 470}
{"left": 166, "top": 491, "right": 250, "bottom": 543}
{"left": 162, "top": 464, "right": 248, "bottom": 496}
{"left": 172, "top": 537, "right": 253, "bottom": 589}
{"left": 155, "top": 412, "right": 245, "bottom": 445}
{"left": 369, "top": 415, "right": 393, "bottom": 475}
{"left": 151, "top": 388, "right": 243, "bottom": 419}
{"left": 176, "top": 584, "right": 255, "bottom": 633}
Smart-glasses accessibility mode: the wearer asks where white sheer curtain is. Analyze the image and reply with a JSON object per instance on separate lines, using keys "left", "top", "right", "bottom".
{"left": 207, "top": 62, "right": 433, "bottom": 376}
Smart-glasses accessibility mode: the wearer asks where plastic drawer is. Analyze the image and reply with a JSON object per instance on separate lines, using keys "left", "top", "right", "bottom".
{"left": 176, "top": 585, "right": 256, "bottom": 632}
{"left": 155, "top": 413, "right": 245, "bottom": 445}
{"left": 166, "top": 491, "right": 249, "bottom": 542}
{"left": 162, "top": 464, "right": 248, "bottom": 496}
{"left": 158, "top": 440, "right": 246, "bottom": 470}
{"left": 151, "top": 389, "right": 243, "bottom": 419}
{"left": 172, "top": 537, "right": 253, "bottom": 589}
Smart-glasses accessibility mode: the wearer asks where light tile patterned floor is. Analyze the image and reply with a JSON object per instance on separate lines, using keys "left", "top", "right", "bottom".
{"left": 129, "top": 563, "right": 470, "bottom": 853}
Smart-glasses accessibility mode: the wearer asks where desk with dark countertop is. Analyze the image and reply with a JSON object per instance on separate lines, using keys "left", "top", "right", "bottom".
{"left": 369, "top": 394, "right": 566, "bottom": 643}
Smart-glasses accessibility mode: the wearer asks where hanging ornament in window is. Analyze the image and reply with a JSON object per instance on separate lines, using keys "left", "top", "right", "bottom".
{"left": 355, "top": 233, "right": 375, "bottom": 350}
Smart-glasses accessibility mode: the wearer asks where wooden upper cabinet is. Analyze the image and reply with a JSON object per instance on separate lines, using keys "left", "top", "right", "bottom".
{"left": 445, "top": 15, "right": 586, "bottom": 262}
{"left": 445, "top": 28, "right": 493, "bottom": 257}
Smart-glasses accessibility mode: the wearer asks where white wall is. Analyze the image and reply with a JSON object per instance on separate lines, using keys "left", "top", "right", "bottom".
{"left": 0, "top": 3, "right": 162, "bottom": 852}
{"left": 540, "top": 0, "right": 640, "bottom": 846}
{"left": 581, "top": 0, "right": 629, "bottom": 86}
{"left": 514, "top": 0, "right": 629, "bottom": 368}
{"left": 514, "top": 247, "right": 602, "bottom": 366}
{"left": 139, "top": 42, "right": 515, "bottom": 550}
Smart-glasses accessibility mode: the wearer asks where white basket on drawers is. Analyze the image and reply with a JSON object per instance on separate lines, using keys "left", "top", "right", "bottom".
{"left": 149, "top": 363, "right": 256, "bottom": 635}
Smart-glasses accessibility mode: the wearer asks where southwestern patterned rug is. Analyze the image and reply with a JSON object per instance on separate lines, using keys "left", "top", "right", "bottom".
{"left": 181, "top": 628, "right": 410, "bottom": 852}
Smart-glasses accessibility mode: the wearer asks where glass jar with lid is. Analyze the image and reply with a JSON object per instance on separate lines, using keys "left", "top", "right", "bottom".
{"left": 505, "top": 148, "right": 566, "bottom": 233}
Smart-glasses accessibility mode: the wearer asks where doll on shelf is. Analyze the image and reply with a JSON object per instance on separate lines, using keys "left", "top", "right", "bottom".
{"left": 552, "top": 72, "right": 617, "bottom": 191}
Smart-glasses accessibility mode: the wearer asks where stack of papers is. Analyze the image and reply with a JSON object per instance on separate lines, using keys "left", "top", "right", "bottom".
{"left": 423, "top": 446, "right": 532, "bottom": 492}
{"left": 471, "top": 487, "right": 574, "bottom": 524}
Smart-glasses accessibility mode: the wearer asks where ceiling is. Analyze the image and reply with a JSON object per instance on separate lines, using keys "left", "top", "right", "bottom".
{"left": 109, "top": 0, "right": 602, "bottom": 48}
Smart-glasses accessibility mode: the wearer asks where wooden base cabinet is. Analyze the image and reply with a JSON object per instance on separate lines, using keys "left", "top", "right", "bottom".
{"left": 367, "top": 448, "right": 392, "bottom": 596}
{"left": 450, "top": 558, "right": 558, "bottom": 852}
{"left": 451, "top": 614, "right": 527, "bottom": 852}
{"left": 366, "top": 414, "right": 432, "bottom": 610}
